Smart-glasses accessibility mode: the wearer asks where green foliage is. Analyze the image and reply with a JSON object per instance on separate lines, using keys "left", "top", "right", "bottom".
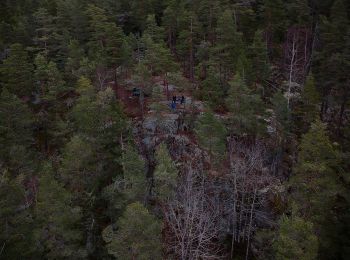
{"left": 0, "top": 171, "right": 34, "bottom": 259}
{"left": 133, "top": 61, "right": 152, "bottom": 95}
{"left": 297, "top": 120, "right": 338, "bottom": 175}
{"left": 144, "top": 14, "right": 164, "bottom": 42}
{"left": 1, "top": 1, "right": 349, "bottom": 259}
{"left": 271, "top": 91, "right": 291, "bottom": 137}
{"left": 154, "top": 143, "right": 178, "bottom": 198}
{"left": 35, "top": 163, "right": 86, "bottom": 259}
{"left": 60, "top": 135, "right": 95, "bottom": 192}
{"left": 72, "top": 77, "right": 99, "bottom": 135}
{"left": 102, "top": 202, "right": 162, "bottom": 259}
{"left": 274, "top": 214, "right": 318, "bottom": 260}
{"left": 263, "top": 0, "right": 287, "bottom": 44}
{"left": 0, "top": 43, "right": 34, "bottom": 96}
{"left": 144, "top": 38, "right": 179, "bottom": 76}
{"left": 0, "top": 89, "right": 34, "bottom": 172}
{"left": 250, "top": 30, "right": 270, "bottom": 84}
{"left": 226, "top": 74, "right": 266, "bottom": 137}
{"left": 33, "top": 8, "right": 57, "bottom": 57}
{"left": 121, "top": 144, "right": 146, "bottom": 201}
{"left": 299, "top": 74, "right": 321, "bottom": 130}
{"left": 195, "top": 110, "right": 227, "bottom": 161}
{"left": 214, "top": 9, "right": 243, "bottom": 78}
{"left": 200, "top": 69, "right": 224, "bottom": 109}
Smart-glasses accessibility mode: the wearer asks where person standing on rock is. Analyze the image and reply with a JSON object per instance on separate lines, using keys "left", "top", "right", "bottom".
{"left": 171, "top": 101, "right": 176, "bottom": 112}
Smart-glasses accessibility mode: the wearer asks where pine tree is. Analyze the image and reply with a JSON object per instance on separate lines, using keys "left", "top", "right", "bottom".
{"left": 162, "top": 0, "right": 184, "bottom": 51}
{"left": 286, "top": 0, "right": 311, "bottom": 25}
{"left": 101, "top": 144, "right": 146, "bottom": 221}
{"left": 0, "top": 170, "right": 34, "bottom": 259}
{"left": 299, "top": 74, "right": 320, "bottom": 131}
{"left": 273, "top": 214, "right": 318, "bottom": 260}
{"left": 144, "top": 39, "right": 179, "bottom": 99}
{"left": 34, "top": 53, "right": 70, "bottom": 152}
{"left": 194, "top": 110, "right": 227, "bottom": 162}
{"left": 121, "top": 144, "right": 146, "bottom": 201}
{"left": 144, "top": 14, "right": 164, "bottom": 42}
{"left": 200, "top": 69, "right": 224, "bottom": 110}
{"left": 65, "top": 39, "right": 86, "bottom": 81}
{"left": 133, "top": 61, "right": 152, "bottom": 117}
{"left": 104, "top": 22, "right": 125, "bottom": 69}
{"left": 33, "top": 7, "right": 58, "bottom": 58}
{"left": 0, "top": 43, "right": 34, "bottom": 97}
{"left": 292, "top": 120, "right": 339, "bottom": 221}
{"left": 226, "top": 74, "right": 266, "bottom": 137}
{"left": 271, "top": 91, "right": 291, "bottom": 138}
{"left": 250, "top": 29, "right": 270, "bottom": 85}
{"left": 330, "top": 0, "right": 348, "bottom": 51}
{"left": 71, "top": 77, "right": 99, "bottom": 135}
{"left": 102, "top": 202, "right": 162, "bottom": 259}
{"left": 95, "top": 87, "right": 127, "bottom": 165}
{"left": 176, "top": 11, "right": 202, "bottom": 80}
{"left": 0, "top": 89, "right": 34, "bottom": 172}
{"left": 154, "top": 143, "right": 178, "bottom": 198}
{"left": 214, "top": 9, "right": 243, "bottom": 80}
{"left": 263, "top": 0, "right": 287, "bottom": 45}
{"left": 59, "top": 135, "right": 95, "bottom": 193}
{"left": 35, "top": 163, "right": 86, "bottom": 259}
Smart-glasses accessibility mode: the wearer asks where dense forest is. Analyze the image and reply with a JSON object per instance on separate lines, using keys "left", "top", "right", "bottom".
{"left": 0, "top": 0, "right": 349, "bottom": 259}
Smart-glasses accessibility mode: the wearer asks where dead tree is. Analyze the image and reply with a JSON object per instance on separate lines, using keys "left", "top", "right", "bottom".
{"left": 283, "top": 26, "right": 313, "bottom": 108}
{"left": 163, "top": 140, "right": 280, "bottom": 259}
{"left": 163, "top": 169, "right": 224, "bottom": 259}
{"left": 225, "top": 139, "right": 280, "bottom": 259}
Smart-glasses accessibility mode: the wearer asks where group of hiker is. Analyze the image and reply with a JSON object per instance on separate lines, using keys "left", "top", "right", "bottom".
{"left": 171, "top": 95, "right": 185, "bottom": 111}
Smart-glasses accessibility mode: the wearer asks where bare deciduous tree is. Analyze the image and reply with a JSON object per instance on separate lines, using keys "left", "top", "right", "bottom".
{"left": 163, "top": 169, "right": 224, "bottom": 259}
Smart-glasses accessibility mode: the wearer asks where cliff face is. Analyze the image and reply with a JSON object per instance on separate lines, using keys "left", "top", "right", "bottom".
{"left": 132, "top": 110, "right": 211, "bottom": 178}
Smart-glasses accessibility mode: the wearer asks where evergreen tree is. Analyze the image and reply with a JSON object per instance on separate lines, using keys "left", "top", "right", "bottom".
{"left": 104, "top": 22, "right": 124, "bottom": 69}
{"left": 291, "top": 120, "right": 344, "bottom": 257}
{"left": 132, "top": 61, "right": 152, "bottom": 117}
{"left": 59, "top": 135, "right": 95, "bottom": 193}
{"left": 298, "top": 74, "right": 320, "bottom": 131}
{"left": 292, "top": 120, "right": 340, "bottom": 221}
{"left": 65, "top": 39, "right": 86, "bottom": 81}
{"left": 263, "top": 0, "right": 287, "bottom": 45}
{"left": 144, "top": 14, "right": 164, "bottom": 42}
{"left": 226, "top": 74, "right": 266, "bottom": 137}
{"left": 121, "top": 144, "right": 146, "bottom": 201}
{"left": 71, "top": 77, "right": 99, "bottom": 135}
{"left": 214, "top": 9, "right": 243, "bottom": 80}
{"left": 34, "top": 53, "right": 70, "bottom": 152}
{"left": 273, "top": 214, "right": 318, "bottom": 260}
{"left": 33, "top": 7, "right": 58, "bottom": 58}
{"left": 35, "top": 163, "right": 86, "bottom": 259}
{"left": 271, "top": 91, "right": 291, "bottom": 138}
{"left": 144, "top": 39, "right": 179, "bottom": 98}
{"left": 250, "top": 30, "right": 270, "bottom": 86}
{"left": 0, "top": 89, "right": 34, "bottom": 173}
{"left": 154, "top": 143, "right": 178, "bottom": 198}
{"left": 194, "top": 110, "right": 227, "bottom": 162}
{"left": 286, "top": 0, "right": 311, "bottom": 25}
{"left": 0, "top": 171, "right": 34, "bottom": 259}
{"left": 101, "top": 144, "right": 146, "bottom": 221}
{"left": 200, "top": 69, "right": 224, "bottom": 109}
{"left": 102, "top": 202, "right": 162, "bottom": 259}
{"left": 176, "top": 11, "right": 202, "bottom": 80}
{"left": 0, "top": 43, "right": 34, "bottom": 97}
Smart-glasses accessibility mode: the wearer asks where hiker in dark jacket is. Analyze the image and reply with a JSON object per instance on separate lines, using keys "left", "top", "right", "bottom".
{"left": 172, "top": 95, "right": 177, "bottom": 103}
{"left": 180, "top": 95, "right": 185, "bottom": 105}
